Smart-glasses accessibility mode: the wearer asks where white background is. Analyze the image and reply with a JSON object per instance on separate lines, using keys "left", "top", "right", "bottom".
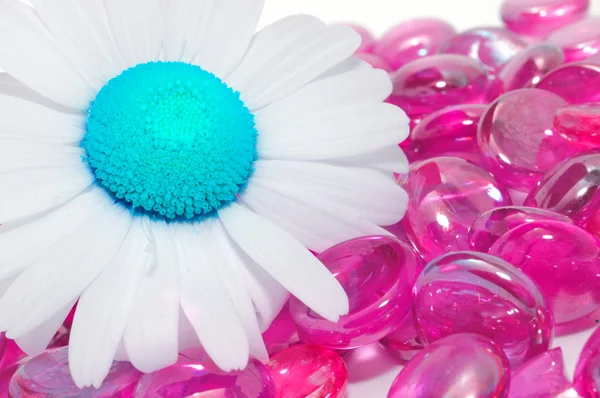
{"left": 258, "top": 1, "right": 600, "bottom": 397}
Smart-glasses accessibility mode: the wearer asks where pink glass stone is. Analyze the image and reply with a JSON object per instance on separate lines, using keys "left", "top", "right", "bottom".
{"left": 267, "top": 344, "right": 347, "bottom": 398}
{"left": 344, "top": 24, "right": 376, "bottom": 54}
{"left": 555, "top": 103, "right": 600, "bottom": 148}
{"left": 536, "top": 56, "right": 600, "bottom": 104}
{"left": 372, "top": 18, "right": 456, "bottom": 71}
{"left": 9, "top": 347, "right": 141, "bottom": 397}
{"left": 586, "top": 211, "right": 600, "bottom": 240}
{"left": 525, "top": 151, "right": 600, "bottom": 225}
{"left": 574, "top": 326, "right": 600, "bottom": 397}
{"left": 501, "top": 0, "right": 590, "bottom": 38}
{"left": 414, "top": 251, "right": 553, "bottom": 366}
{"left": 354, "top": 52, "right": 393, "bottom": 73}
{"left": 389, "top": 54, "right": 495, "bottom": 119}
{"left": 406, "top": 104, "right": 487, "bottom": 163}
{"left": 546, "top": 17, "right": 600, "bottom": 62}
{"left": 468, "top": 205, "right": 574, "bottom": 252}
{"left": 387, "top": 333, "right": 510, "bottom": 398}
{"left": 477, "top": 88, "right": 573, "bottom": 191}
{"left": 402, "top": 157, "right": 512, "bottom": 261}
{"left": 380, "top": 311, "right": 425, "bottom": 361}
{"left": 509, "top": 348, "right": 575, "bottom": 398}
{"left": 262, "top": 303, "right": 300, "bottom": 357}
{"left": 289, "top": 236, "right": 422, "bottom": 349}
{"left": 489, "top": 220, "right": 600, "bottom": 330}
{"left": 439, "top": 27, "right": 527, "bottom": 73}
{"left": 499, "top": 43, "right": 564, "bottom": 90}
{"left": 134, "top": 354, "right": 274, "bottom": 398}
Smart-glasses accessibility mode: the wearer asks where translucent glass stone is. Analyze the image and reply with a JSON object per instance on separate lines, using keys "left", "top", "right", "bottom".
{"left": 414, "top": 252, "right": 553, "bottom": 366}
{"left": 477, "top": 88, "right": 571, "bottom": 191}
{"left": 345, "top": 24, "right": 376, "bottom": 53}
{"left": 387, "top": 334, "right": 510, "bottom": 398}
{"left": 574, "top": 326, "right": 600, "bottom": 397}
{"left": 289, "top": 236, "right": 422, "bottom": 349}
{"left": 439, "top": 27, "right": 527, "bottom": 73}
{"left": 262, "top": 304, "right": 300, "bottom": 357}
{"left": 380, "top": 311, "right": 425, "bottom": 361}
{"left": 489, "top": 220, "right": 600, "bottom": 330}
{"left": 402, "top": 157, "right": 512, "bottom": 261}
{"left": 536, "top": 56, "right": 600, "bottom": 103}
{"left": 499, "top": 43, "right": 564, "bottom": 90}
{"left": 554, "top": 103, "right": 600, "bottom": 148}
{"left": 546, "top": 17, "right": 600, "bottom": 62}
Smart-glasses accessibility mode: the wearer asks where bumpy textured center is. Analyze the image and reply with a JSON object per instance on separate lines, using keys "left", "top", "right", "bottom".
{"left": 82, "top": 61, "right": 257, "bottom": 220}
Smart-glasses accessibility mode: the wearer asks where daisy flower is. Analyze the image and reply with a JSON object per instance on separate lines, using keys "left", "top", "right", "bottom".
{"left": 0, "top": 0, "right": 409, "bottom": 388}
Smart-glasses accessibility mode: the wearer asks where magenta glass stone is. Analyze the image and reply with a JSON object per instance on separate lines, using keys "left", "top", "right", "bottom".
{"left": 402, "top": 157, "right": 512, "bottom": 261}
{"left": 267, "top": 344, "right": 347, "bottom": 398}
{"left": 389, "top": 54, "right": 494, "bottom": 119}
{"left": 439, "top": 27, "right": 527, "bottom": 73}
{"left": 354, "top": 52, "right": 393, "bottom": 73}
{"left": 574, "top": 326, "right": 600, "bottom": 397}
{"left": 509, "top": 348, "right": 575, "bottom": 398}
{"left": 414, "top": 251, "right": 553, "bottom": 366}
{"left": 489, "top": 220, "right": 600, "bottom": 330}
{"left": 536, "top": 57, "right": 600, "bottom": 103}
{"left": 0, "top": 335, "right": 26, "bottom": 370}
{"left": 499, "top": 43, "right": 564, "bottom": 90}
{"left": 525, "top": 151, "right": 600, "bottom": 225}
{"left": 406, "top": 104, "right": 487, "bottom": 163}
{"left": 555, "top": 103, "right": 600, "bottom": 148}
{"left": 477, "top": 88, "right": 572, "bottom": 191}
{"left": 134, "top": 354, "right": 274, "bottom": 398}
{"left": 372, "top": 18, "right": 456, "bottom": 71}
{"left": 468, "top": 206, "right": 574, "bottom": 252}
{"left": 501, "top": 0, "right": 590, "bottom": 38}
{"left": 546, "top": 17, "right": 600, "bottom": 62}
{"left": 380, "top": 311, "right": 425, "bottom": 361}
{"left": 262, "top": 303, "right": 300, "bottom": 357}
{"left": 387, "top": 334, "right": 510, "bottom": 398}
{"left": 289, "top": 236, "right": 422, "bottom": 349}
{"left": 344, "top": 24, "right": 375, "bottom": 54}
{"left": 9, "top": 347, "right": 141, "bottom": 398}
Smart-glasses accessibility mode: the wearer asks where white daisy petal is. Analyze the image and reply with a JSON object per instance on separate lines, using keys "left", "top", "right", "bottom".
{"left": 0, "top": 92, "right": 85, "bottom": 144}
{"left": 69, "top": 218, "right": 151, "bottom": 389}
{"left": 257, "top": 102, "right": 409, "bottom": 160}
{"left": 328, "top": 145, "right": 410, "bottom": 174}
{"left": 254, "top": 68, "right": 392, "bottom": 123}
{"left": 124, "top": 221, "right": 180, "bottom": 373}
{"left": 319, "top": 56, "right": 370, "bottom": 78}
{"left": 0, "top": 0, "right": 94, "bottom": 109}
{"left": 0, "top": 205, "right": 132, "bottom": 339}
{"left": 176, "top": 221, "right": 250, "bottom": 371}
{"left": 219, "top": 202, "right": 349, "bottom": 322}
{"left": 15, "top": 300, "right": 75, "bottom": 356}
{"left": 0, "top": 73, "right": 78, "bottom": 113}
{"left": 0, "top": 166, "right": 93, "bottom": 225}
{"left": 0, "top": 188, "right": 115, "bottom": 283}
{"left": 0, "top": 138, "right": 84, "bottom": 172}
{"left": 228, "top": 25, "right": 361, "bottom": 110}
{"left": 192, "top": 0, "right": 265, "bottom": 79}
{"left": 29, "top": 0, "right": 126, "bottom": 86}
{"left": 104, "top": 0, "right": 163, "bottom": 67}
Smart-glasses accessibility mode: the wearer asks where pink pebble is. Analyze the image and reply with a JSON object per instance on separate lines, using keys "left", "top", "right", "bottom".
{"left": 387, "top": 334, "right": 510, "bottom": 398}
{"left": 289, "top": 236, "right": 422, "bottom": 350}
{"left": 9, "top": 347, "right": 141, "bottom": 397}
{"left": 499, "top": 43, "right": 564, "bottom": 90}
{"left": 586, "top": 211, "right": 600, "bottom": 240}
{"left": 267, "top": 344, "right": 347, "bottom": 398}
{"left": 373, "top": 18, "right": 456, "bottom": 71}
{"left": 489, "top": 220, "right": 600, "bottom": 330}
{"left": 354, "top": 52, "right": 393, "bottom": 72}
{"left": 501, "top": 0, "right": 590, "bottom": 38}
{"left": 389, "top": 54, "right": 495, "bottom": 119}
{"left": 468, "top": 205, "right": 574, "bottom": 252}
{"left": 0, "top": 334, "right": 26, "bottom": 371}
{"left": 525, "top": 151, "right": 600, "bottom": 225}
{"left": 546, "top": 17, "right": 600, "bottom": 62}
{"left": 344, "top": 24, "right": 376, "bottom": 53}
{"left": 414, "top": 251, "right": 553, "bottom": 366}
{"left": 478, "top": 88, "right": 572, "bottom": 191}
{"left": 380, "top": 311, "right": 425, "bottom": 361}
{"left": 407, "top": 104, "right": 487, "bottom": 163}
{"left": 134, "top": 354, "right": 274, "bottom": 397}
{"left": 555, "top": 103, "right": 600, "bottom": 148}
{"left": 402, "top": 157, "right": 512, "bottom": 261}
{"left": 509, "top": 348, "right": 576, "bottom": 398}
{"left": 536, "top": 56, "right": 600, "bottom": 104}
{"left": 262, "top": 304, "right": 300, "bottom": 357}
{"left": 439, "top": 27, "right": 527, "bottom": 73}
{"left": 574, "top": 326, "right": 600, "bottom": 397}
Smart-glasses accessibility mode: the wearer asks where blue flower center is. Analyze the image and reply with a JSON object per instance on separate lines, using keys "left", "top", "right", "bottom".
{"left": 82, "top": 61, "right": 257, "bottom": 220}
